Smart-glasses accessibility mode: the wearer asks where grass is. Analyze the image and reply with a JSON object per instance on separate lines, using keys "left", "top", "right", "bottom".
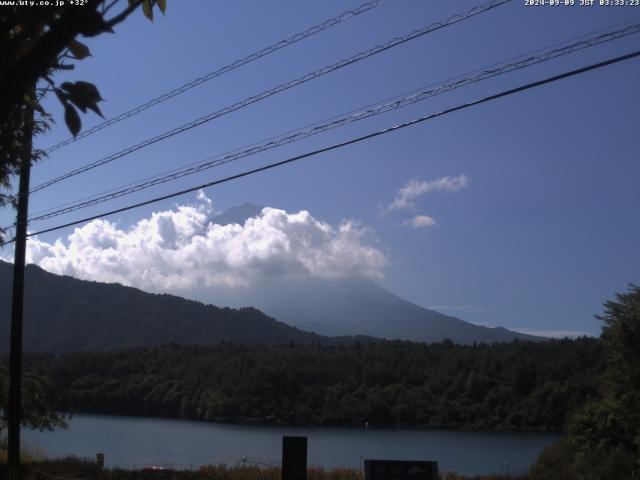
{"left": 1, "top": 457, "right": 528, "bottom": 480}
{"left": 0, "top": 446, "right": 47, "bottom": 464}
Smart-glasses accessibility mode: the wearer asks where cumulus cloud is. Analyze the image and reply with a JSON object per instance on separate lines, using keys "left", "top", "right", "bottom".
{"left": 196, "top": 188, "right": 213, "bottom": 210}
{"left": 384, "top": 174, "right": 468, "bottom": 214}
{"left": 402, "top": 215, "right": 436, "bottom": 229}
{"left": 23, "top": 194, "right": 387, "bottom": 294}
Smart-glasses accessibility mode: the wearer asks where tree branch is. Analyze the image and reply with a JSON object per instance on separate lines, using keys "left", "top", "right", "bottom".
{"left": 103, "top": 0, "right": 121, "bottom": 15}
{"left": 106, "top": 0, "right": 144, "bottom": 28}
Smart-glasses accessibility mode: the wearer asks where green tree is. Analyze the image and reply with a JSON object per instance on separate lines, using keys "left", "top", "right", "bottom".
{"left": 0, "top": 0, "right": 167, "bottom": 434}
{"left": 531, "top": 285, "right": 640, "bottom": 479}
{"left": 568, "top": 285, "right": 640, "bottom": 474}
{"left": 1, "top": 366, "right": 68, "bottom": 441}
{"left": 0, "top": 0, "right": 166, "bottom": 214}
{"left": 599, "top": 284, "right": 640, "bottom": 398}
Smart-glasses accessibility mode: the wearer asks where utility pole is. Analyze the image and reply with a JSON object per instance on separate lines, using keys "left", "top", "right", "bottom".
{"left": 6, "top": 97, "right": 34, "bottom": 480}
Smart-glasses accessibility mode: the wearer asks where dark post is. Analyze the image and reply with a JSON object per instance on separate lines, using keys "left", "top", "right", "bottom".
{"left": 6, "top": 100, "right": 34, "bottom": 480}
{"left": 282, "top": 436, "right": 307, "bottom": 480}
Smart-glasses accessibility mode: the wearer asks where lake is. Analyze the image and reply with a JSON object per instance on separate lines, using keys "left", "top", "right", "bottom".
{"left": 22, "top": 414, "right": 558, "bottom": 476}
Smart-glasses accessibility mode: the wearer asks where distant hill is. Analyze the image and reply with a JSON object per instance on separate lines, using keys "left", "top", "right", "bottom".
{"left": 0, "top": 203, "right": 542, "bottom": 351}
{"left": 201, "top": 276, "right": 542, "bottom": 344}
{"left": 197, "top": 204, "right": 543, "bottom": 344}
{"left": 0, "top": 261, "right": 331, "bottom": 353}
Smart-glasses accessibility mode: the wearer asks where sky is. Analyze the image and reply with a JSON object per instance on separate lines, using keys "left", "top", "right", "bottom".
{"left": 2, "top": 0, "right": 639, "bottom": 338}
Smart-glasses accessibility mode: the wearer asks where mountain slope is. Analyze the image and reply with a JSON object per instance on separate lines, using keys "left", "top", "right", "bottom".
{"left": 0, "top": 261, "right": 328, "bottom": 353}
{"left": 0, "top": 203, "right": 542, "bottom": 350}
{"left": 197, "top": 204, "right": 542, "bottom": 344}
{"left": 202, "top": 276, "right": 541, "bottom": 344}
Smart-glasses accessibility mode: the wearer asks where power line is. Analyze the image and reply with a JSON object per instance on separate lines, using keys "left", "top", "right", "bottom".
{"left": 2, "top": 48, "right": 637, "bottom": 247}
{"left": 29, "top": 16, "right": 640, "bottom": 220}
{"left": 28, "top": 0, "right": 511, "bottom": 196}
{"left": 42, "top": 0, "right": 390, "bottom": 155}
{"left": 25, "top": 22, "right": 640, "bottom": 224}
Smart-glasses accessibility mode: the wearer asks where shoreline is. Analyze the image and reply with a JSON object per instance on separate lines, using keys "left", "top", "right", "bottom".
{"left": 56, "top": 411, "right": 563, "bottom": 435}
{"left": 21, "top": 414, "right": 556, "bottom": 476}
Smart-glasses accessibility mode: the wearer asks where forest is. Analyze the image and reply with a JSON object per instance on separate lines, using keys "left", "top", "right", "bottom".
{"left": 18, "top": 337, "right": 602, "bottom": 431}
{"left": 3, "top": 285, "right": 639, "bottom": 478}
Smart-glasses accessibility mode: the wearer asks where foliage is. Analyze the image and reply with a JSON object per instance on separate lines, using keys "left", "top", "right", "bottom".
{"left": 15, "top": 337, "right": 603, "bottom": 431}
{"left": 0, "top": 365, "right": 69, "bottom": 437}
{"left": 530, "top": 285, "right": 640, "bottom": 479}
{"left": 15, "top": 457, "right": 522, "bottom": 480}
{"left": 598, "top": 284, "right": 640, "bottom": 398}
{"left": 528, "top": 439, "right": 576, "bottom": 480}
{"left": 0, "top": 0, "right": 166, "bottom": 236}
{"left": 441, "top": 475, "right": 526, "bottom": 480}
{"left": 0, "top": 443, "right": 46, "bottom": 464}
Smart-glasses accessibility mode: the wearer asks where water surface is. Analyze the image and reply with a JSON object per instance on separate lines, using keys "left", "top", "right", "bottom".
{"left": 23, "top": 414, "right": 558, "bottom": 476}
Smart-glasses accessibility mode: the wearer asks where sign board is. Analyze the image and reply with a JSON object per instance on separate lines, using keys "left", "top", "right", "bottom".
{"left": 363, "top": 460, "right": 438, "bottom": 480}
{"left": 282, "top": 436, "right": 307, "bottom": 480}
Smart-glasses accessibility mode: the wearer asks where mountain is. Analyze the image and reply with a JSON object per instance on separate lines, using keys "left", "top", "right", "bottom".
{"left": 200, "top": 276, "right": 541, "bottom": 344}
{"left": 211, "top": 203, "right": 264, "bottom": 226}
{"left": 0, "top": 261, "right": 331, "bottom": 353}
{"left": 0, "top": 203, "right": 541, "bottom": 351}
{"left": 196, "top": 204, "right": 542, "bottom": 344}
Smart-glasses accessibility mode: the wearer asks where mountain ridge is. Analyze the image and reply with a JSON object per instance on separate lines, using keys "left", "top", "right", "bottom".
{"left": 198, "top": 275, "right": 542, "bottom": 344}
{"left": 197, "top": 204, "right": 542, "bottom": 344}
{"left": 0, "top": 261, "right": 336, "bottom": 353}
{"left": 0, "top": 202, "right": 542, "bottom": 350}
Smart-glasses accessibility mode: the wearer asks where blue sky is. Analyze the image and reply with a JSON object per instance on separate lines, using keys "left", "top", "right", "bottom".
{"left": 2, "top": 0, "right": 639, "bottom": 337}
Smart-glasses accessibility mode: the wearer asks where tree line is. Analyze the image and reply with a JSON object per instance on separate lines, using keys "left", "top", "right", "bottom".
{"left": 16, "top": 336, "right": 603, "bottom": 432}
{"left": 4, "top": 285, "right": 638, "bottom": 478}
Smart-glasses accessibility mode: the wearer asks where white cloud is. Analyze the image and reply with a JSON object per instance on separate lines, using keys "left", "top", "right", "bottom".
{"left": 196, "top": 188, "right": 213, "bottom": 210}
{"left": 384, "top": 174, "right": 468, "bottom": 214}
{"left": 403, "top": 215, "right": 436, "bottom": 229}
{"left": 23, "top": 194, "right": 387, "bottom": 294}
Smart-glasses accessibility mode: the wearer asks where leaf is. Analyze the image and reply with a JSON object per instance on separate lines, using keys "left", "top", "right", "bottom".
{"left": 68, "top": 40, "right": 91, "bottom": 60}
{"left": 87, "top": 103, "right": 104, "bottom": 119}
{"left": 73, "top": 81, "right": 103, "bottom": 103}
{"left": 33, "top": 103, "right": 46, "bottom": 116}
{"left": 61, "top": 81, "right": 104, "bottom": 118}
{"left": 60, "top": 82, "right": 74, "bottom": 93}
{"left": 54, "top": 88, "right": 67, "bottom": 105}
{"left": 142, "top": 0, "right": 153, "bottom": 21}
{"left": 67, "top": 95, "right": 88, "bottom": 113}
{"left": 61, "top": 81, "right": 102, "bottom": 101}
{"left": 156, "top": 0, "right": 166, "bottom": 15}
{"left": 78, "top": 9, "right": 114, "bottom": 37}
{"left": 64, "top": 103, "right": 81, "bottom": 137}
